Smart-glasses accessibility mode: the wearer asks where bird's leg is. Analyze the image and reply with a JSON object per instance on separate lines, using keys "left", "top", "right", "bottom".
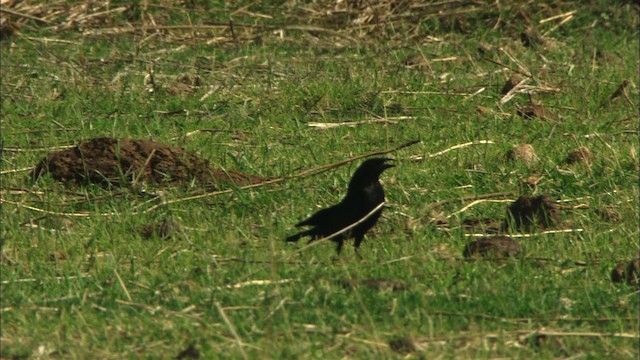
{"left": 354, "top": 236, "right": 364, "bottom": 250}
{"left": 335, "top": 240, "right": 344, "bottom": 256}
{"left": 354, "top": 236, "right": 364, "bottom": 260}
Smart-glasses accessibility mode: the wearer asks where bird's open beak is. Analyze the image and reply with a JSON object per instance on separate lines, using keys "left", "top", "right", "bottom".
{"left": 382, "top": 159, "right": 395, "bottom": 169}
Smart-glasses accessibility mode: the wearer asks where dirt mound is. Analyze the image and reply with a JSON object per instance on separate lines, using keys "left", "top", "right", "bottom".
{"left": 611, "top": 258, "right": 640, "bottom": 286}
{"left": 32, "top": 137, "right": 266, "bottom": 189}
{"left": 566, "top": 146, "right": 594, "bottom": 165}
{"left": 505, "top": 195, "right": 560, "bottom": 231}
{"left": 388, "top": 336, "right": 417, "bottom": 355}
{"left": 506, "top": 144, "right": 539, "bottom": 166}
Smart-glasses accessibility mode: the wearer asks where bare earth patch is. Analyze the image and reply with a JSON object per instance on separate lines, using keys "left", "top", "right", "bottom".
{"left": 611, "top": 258, "right": 640, "bottom": 286}
{"left": 31, "top": 137, "right": 267, "bottom": 189}
{"left": 505, "top": 195, "right": 561, "bottom": 231}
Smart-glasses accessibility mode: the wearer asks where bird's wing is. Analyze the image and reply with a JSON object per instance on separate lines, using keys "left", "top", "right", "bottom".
{"left": 295, "top": 204, "right": 342, "bottom": 227}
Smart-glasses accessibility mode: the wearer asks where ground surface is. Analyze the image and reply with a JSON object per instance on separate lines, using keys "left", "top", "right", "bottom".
{"left": 1, "top": 1, "right": 639, "bottom": 358}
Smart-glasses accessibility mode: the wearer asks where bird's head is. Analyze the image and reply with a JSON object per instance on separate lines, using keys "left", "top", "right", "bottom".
{"left": 350, "top": 157, "right": 394, "bottom": 183}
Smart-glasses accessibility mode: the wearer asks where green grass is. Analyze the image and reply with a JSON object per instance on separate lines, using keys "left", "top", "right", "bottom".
{"left": 2, "top": 1, "right": 639, "bottom": 358}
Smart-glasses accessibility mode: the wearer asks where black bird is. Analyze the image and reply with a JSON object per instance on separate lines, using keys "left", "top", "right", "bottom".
{"left": 286, "top": 157, "right": 394, "bottom": 256}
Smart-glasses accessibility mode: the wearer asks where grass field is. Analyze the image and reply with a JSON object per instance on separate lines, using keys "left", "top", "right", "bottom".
{"left": 1, "top": 1, "right": 639, "bottom": 358}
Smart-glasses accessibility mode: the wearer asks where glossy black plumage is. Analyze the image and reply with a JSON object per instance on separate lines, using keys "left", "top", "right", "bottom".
{"left": 286, "top": 157, "right": 394, "bottom": 255}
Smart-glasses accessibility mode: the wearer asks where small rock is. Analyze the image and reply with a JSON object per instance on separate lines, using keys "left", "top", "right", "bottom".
{"left": 506, "top": 144, "right": 539, "bottom": 166}
{"left": 141, "top": 218, "right": 182, "bottom": 240}
{"left": 566, "top": 147, "right": 594, "bottom": 165}
{"left": 388, "top": 336, "right": 416, "bottom": 354}
{"left": 176, "top": 343, "right": 200, "bottom": 359}
{"left": 502, "top": 73, "right": 525, "bottom": 94}
{"left": 611, "top": 258, "right": 640, "bottom": 285}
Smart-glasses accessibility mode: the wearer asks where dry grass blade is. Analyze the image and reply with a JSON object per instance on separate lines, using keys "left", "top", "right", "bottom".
{"left": 113, "top": 269, "right": 133, "bottom": 302}
{"left": 500, "top": 77, "right": 529, "bottom": 104}
{"left": 0, "top": 7, "right": 52, "bottom": 24}
{"left": 307, "top": 116, "right": 414, "bottom": 129}
{"left": 447, "top": 199, "right": 514, "bottom": 219}
{"left": 214, "top": 279, "right": 295, "bottom": 290}
{"left": 2, "top": 145, "right": 75, "bottom": 153}
{"left": 294, "top": 201, "right": 386, "bottom": 254}
{"left": 464, "top": 228, "right": 585, "bottom": 238}
{"left": 142, "top": 139, "right": 420, "bottom": 213}
{"left": 0, "top": 198, "right": 115, "bottom": 217}
{"left": 426, "top": 192, "right": 514, "bottom": 212}
{"left": 2, "top": 274, "right": 91, "bottom": 285}
{"left": 0, "top": 166, "right": 36, "bottom": 175}
{"left": 409, "top": 140, "right": 494, "bottom": 161}
{"left": 526, "top": 330, "right": 639, "bottom": 339}
{"left": 131, "top": 148, "right": 156, "bottom": 187}
{"left": 216, "top": 302, "right": 249, "bottom": 360}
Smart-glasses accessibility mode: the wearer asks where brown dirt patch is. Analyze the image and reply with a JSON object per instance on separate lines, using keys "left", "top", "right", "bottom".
{"left": 517, "top": 104, "right": 558, "bottom": 121}
{"left": 566, "top": 146, "right": 594, "bottom": 165}
{"left": 176, "top": 343, "right": 200, "bottom": 360}
{"left": 501, "top": 73, "right": 525, "bottom": 94}
{"left": 611, "top": 258, "right": 640, "bottom": 285}
{"left": 505, "top": 195, "right": 560, "bottom": 231}
{"left": 463, "top": 236, "right": 523, "bottom": 259}
{"left": 506, "top": 144, "right": 539, "bottom": 166}
{"left": 140, "top": 218, "right": 182, "bottom": 240}
{"left": 388, "top": 336, "right": 417, "bottom": 354}
{"left": 32, "top": 137, "right": 267, "bottom": 189}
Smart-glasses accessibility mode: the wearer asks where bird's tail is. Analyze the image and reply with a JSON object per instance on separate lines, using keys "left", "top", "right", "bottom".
{"left": 285, "top": 231, "right": 308, "bottom": 243}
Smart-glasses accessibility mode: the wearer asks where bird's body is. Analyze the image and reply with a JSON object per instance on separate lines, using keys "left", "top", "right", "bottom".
{"left": 286, "top": 158, "right": 393, "bottom": 255}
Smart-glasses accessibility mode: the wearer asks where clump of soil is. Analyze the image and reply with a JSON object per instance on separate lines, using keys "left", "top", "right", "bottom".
{"left": 595, "top": 205, "right": 620, "bottom": 222}
{"left": 521, "top": 28, "right": 561, "bottom": 49}
{"left": 505, "top": 195, "right": 560, "bottom": 231}
{"left": 140, "top": 218, "right": 182, "bottom": 240}
{"left": 338, "top": 278, "right": 408, "bottom": 292}
{"left": 388, "top": 336, "right": 417, "bottom": 354}
{"left": 0, "top": 18, "right": 18, "bottom": 40}
{"left": 501, "top": 73, "right": 525, "bottom": 94}
{"left": 611, "top": 258, "right": 640, "bottom": 286}
{"left": 32, "top": 137, "right": 267, "bottom": 189}
{"left": 523, "top": 333, "right": 566, "bottom": 352}
{"left": 603, "top": 79, "right": 631, "bottom": 107}
{"left": 506, "top": 144, "right": 539, "bottom": 166}
{"left": 176, "top": 343, "right": 200, "bottom": 360}
{"left": 517, "top": 104, "right": 558, "bottom": 121}
{"left": 521, "top": 28, "right": 545, "bottom": 48}
{"left": 463, "top": 236, "right": 522, "bottom": 259}
{"left": 566, "top": 146, "right": 594, "bottom": 165}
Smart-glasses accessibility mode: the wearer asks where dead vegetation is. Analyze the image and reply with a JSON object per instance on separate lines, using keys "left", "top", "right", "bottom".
{"left": 1, "top": 0, "right": 620, "bottom": 48}
{"left": 506, "top": 144, "right": 539, "bottom": 166}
